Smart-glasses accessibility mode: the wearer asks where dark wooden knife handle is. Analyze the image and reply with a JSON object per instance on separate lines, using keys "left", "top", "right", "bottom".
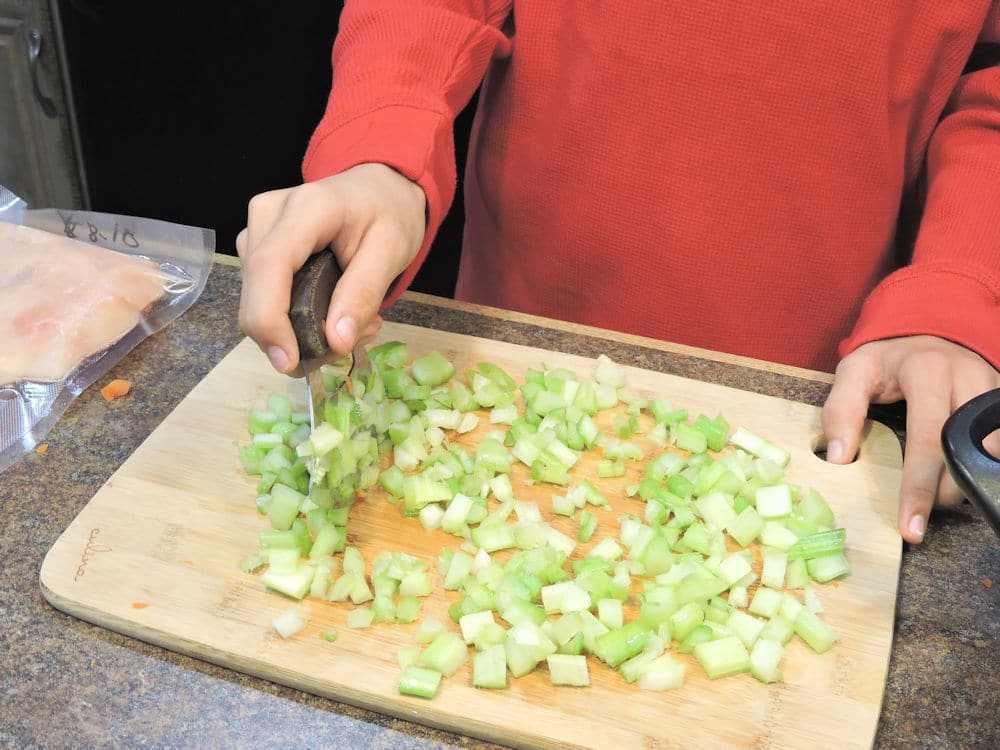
{"left": 289, "top": 249, "right": 342, "bottom": 361}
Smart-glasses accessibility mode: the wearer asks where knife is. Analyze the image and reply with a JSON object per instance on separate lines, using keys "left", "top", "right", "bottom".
{"left": 289, "top": 249, "right": 370, "bottom": 491}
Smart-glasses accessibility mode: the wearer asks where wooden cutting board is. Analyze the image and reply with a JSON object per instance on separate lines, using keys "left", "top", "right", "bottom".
{"left": 41, "top": 322, "right": 903, "bottom": 750}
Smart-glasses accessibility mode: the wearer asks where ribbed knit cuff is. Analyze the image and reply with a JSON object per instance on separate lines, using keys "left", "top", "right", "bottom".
{"left": 839, "top": 263, "right": 1000, "bottom": 369}
{"left": 302, "top": 105, "right": 457, "bottom": 307}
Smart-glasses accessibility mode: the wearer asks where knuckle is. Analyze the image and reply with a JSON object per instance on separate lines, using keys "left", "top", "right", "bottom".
{"left": 246, "top": 190, "right": 277, "bottom": 216}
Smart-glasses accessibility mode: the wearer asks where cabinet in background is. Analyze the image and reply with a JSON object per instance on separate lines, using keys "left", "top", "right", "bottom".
{"left": 0, "top": 0, "right": 86, "bottom": 209}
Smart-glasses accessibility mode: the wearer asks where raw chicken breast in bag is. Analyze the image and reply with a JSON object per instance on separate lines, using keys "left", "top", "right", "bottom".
{"left": 0, "top": 185, "right": 214, "bottom": 473}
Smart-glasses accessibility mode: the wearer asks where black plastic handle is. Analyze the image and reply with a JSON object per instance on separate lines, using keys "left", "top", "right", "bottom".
{"left": 941, "top": 388, "right": 1000, "bottom": 538}
{"left": 289, "top": 250, "right": 342, "bottom": 362}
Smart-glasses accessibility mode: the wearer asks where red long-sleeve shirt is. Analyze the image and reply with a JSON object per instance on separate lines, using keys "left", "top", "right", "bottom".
{"left": 303, "top": 1, "right": 1000, "bottom": 373}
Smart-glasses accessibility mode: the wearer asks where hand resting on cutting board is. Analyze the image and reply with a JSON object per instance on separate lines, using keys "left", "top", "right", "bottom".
{"left": 822, "top": 336, "right": 1000, "bottom": 545}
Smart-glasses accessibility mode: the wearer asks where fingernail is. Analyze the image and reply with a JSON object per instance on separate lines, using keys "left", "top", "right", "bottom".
{"left": 826, "top": 439, "right": 845, "bottom": 463}
{"left": 336, "top": 316, "right": 358, "bottom": 349}
{"left": 908, "top": 514, "right": 926, "bottom": 541}
{"left": 267, "top": 346, "right": 289, "bottom": 372}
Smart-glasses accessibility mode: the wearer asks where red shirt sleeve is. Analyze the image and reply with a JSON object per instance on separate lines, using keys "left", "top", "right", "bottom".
{"left": 840, "top": 4, "right": 1000, "bottom": 370}
{"left": 301, "top": 1, "right": 513, "bottom": 305}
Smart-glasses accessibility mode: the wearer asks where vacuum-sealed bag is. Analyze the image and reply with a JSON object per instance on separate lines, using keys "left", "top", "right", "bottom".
{"left": 0, "top": 185, "right": 216, "bottom": 473}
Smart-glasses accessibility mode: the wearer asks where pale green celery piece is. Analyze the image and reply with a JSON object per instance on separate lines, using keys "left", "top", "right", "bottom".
{"left": 718, "top": 553, "right": 753, "bottom": 586}
{"left": 420, "top": 632, "right": 470, "bottom": 676}
{"left": 779, "top": 593, "right": 805, "bottom": 623}
{"left": 636, "top": 656, "right": 686, "bottom": 691}
{"left": 395, "top": 596, "right": 422, "bottom": 624}
{"left": 761, "top": 547, "right": 788, "bottom": 589}
{"left": 694, "top": 635, "right": 751, "bottom": 679}
{"left": 669, "top": 602, "right": 705, "bottom": 641}
{"left": 727, "top": 610, "right": 766, "bottom": 649}
{"left": 412, "top": 618, "right": 448, "bottom": 646}
{"left": 750, "top": 638, "right": 785, "bottom": 683}
{"left": 348, "top": 576, "right": 374, "bottom": 605}
{"left": 443, "top": 551, "right": 474, "bottom": 590}
{"left": 807, "top": 553, "right": 851, "bottom": 582}
{"left": 639, "top": 586, "right": 680, "bottom": 628}
{"left": 755, "top": 483, "right": 793, "bottom": 518}
{"left": 418, "top": 503, "right": 445, "bottom": 532}
{"left": 552, "top": 493, "right": 576, "bottom": 517}
{"left": 398, "top": 665, "right": 442, "bottom": 699}
{"left": 785, "top": 557, "right": 810, "bottom": 589}
{"left": 677, "top": 623, "right": 713, "bottom": 654}
{"left": 797, "top": 487, "right": 835, "bottom": 528}
{"left": 729, "top": 426, "right": 790, "bottom": 467}
{"left": 471, "top": 522, "right": 517, "bottom": 553}
{"left": 748, "top": 587, "right": 784, "bottom": 618}
{"left": 597, "top": 598, "right": 624, "bottom": 630}
{"left": 272, "top": 607, "right": 306, "bottom": 639}
{"left": 760, "top": 521, "right": 799, "bottom": 550}
{"left": 618, "top": 635, "right": 666, "bottom": 683}
{"left": 347, "top": 607, "right": 375, "bottom": 629}
{"left": 399, "top": 571, "right": 434, "bottom": 598}
{"left": 594, "top": 622, "right": 649, "bottom": 667}
{"left": 695, "top": 491, "right": 738, "bottom": 530}
{"left": 674, "top": 423, "right": 708, "bottom": 454}
{"left": 541, "top": 581, "right": 592, "bottom": 615}
{"left": 547, "top": 654, "right": 590, "bottom": 687}
{"left": 726, "top": 506, "right": 764, "bottom": 547}
{"left": 473, "top": 644, "right": 508, "bottom": 689}
{"left": 759, "top": 614, "right": 795, "bottom": 645}
{"left": 473, "top": 621, "right": 508, "bottom": 650}
{"left": 787, "top": 528, "right": 846, "bottom": 560}
{"left": 267, "top": 484, "right": 304, "bottom": 531}
{"left": 342, "top": 546, "right": 366, "bottom": 577}
{"left": 728, "top": 585, "right": 749, "bottom": 609}
{"left": 262, "top": 565, "right": 315, "bottom": 600}
{"left": 319, "top": 629, "right": 338, "bottom": 642}
{"left": 702, "top": 601, "right": 729, "bottom": 626}
{"left": 505, "top": 622, "right": 558, "bottom": 677}
{"left": 794, "top": 609, "right": 839, "bottom": 653}
{"left": 410, "top": 351, "right": 455, "bottom": 387}
{"left": 460, "top": 610, "right": 497, "bottom": 645}
{"left": 308, "top": 524, "right": 343, "bottom": 561}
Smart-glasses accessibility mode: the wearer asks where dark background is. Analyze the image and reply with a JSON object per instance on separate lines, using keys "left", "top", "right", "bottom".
{"left": 56, "top": 0, "right": 476, "bottom": 299}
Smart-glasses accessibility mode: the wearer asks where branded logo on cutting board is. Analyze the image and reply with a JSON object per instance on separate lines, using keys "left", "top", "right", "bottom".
{"left": 74, "top": 527, "right": 111, "bottom": 581}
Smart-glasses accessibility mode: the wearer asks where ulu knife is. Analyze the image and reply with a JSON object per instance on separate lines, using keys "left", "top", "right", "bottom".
{"left": 288, "top": 249, "right": 370, "bottom": 490}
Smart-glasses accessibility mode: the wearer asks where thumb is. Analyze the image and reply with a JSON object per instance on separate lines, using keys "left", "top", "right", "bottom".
{"left": 324, "top": 222, "right": 417, "bottom": 356}
{"left": 821, "top": 353, "right": 881, "bottom": 464}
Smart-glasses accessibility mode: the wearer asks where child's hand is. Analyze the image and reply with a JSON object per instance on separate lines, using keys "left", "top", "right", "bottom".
{"left": 236, "top": 163, "right": 426, "bottom": 372}
{"left": 821, "top": 335, "right": 1000, "bottom": 543}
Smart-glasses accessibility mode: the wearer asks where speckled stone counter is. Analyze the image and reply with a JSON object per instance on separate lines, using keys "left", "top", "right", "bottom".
{"left": 2, "top": 262, "right": 997, "bottom": 749}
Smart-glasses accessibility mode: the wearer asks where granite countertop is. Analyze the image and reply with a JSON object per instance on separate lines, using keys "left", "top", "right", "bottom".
{"left": 2, "top": 262, "right": 997, "bottom": 749}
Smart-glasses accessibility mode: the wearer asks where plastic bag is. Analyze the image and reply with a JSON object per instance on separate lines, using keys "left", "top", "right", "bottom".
{"left": 0, "top": 185, "right": 215, "bottom": 474}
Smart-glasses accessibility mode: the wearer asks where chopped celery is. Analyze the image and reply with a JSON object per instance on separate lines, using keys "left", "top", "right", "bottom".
{"left": 594, "top": 623, "right": 649, "bottom": 667}
{"left": 272, "top": 607, "right": 306, "bottom": 639}
{"left": 750, "top": 638, "right": 784, "bottom": 683}
{"left": 807, "top": 553, "right": 851, "bottom": 582}
{"left": 787, "top": 528, "right": 846, "bottom": 560}
{"left": 419, "top": 632, "right": 469, "bottom": 676}
{"left": 794, "top": 609, "right": 838, "bottom": 653}
{"left": 694, "top": 636, "right": 751, "bottom": 679}
{"left": 473, "top": 644, "right": 508, "bottom": 689}
{"left": 547, "top": 654, "right": 590, "bottom": 687}
{"left": 398, "top": 665, "right": 442, "bottom": 699}
{"left": 347, "top": 607, "right": 375, "bottom": 629}
{"left": 410, "top": 351, "right": 456, "bottom": 387}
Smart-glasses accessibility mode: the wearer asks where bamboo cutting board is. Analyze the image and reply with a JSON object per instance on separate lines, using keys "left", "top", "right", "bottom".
{"left": 41, "top": 322, "right": 903, "bottom": 750}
